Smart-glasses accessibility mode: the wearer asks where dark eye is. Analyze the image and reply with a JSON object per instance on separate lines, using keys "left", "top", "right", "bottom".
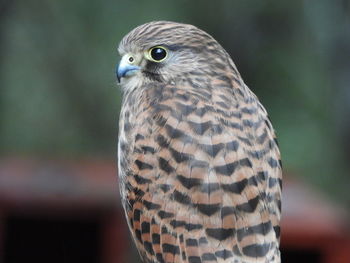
{"left": 149, "top": 46, "right": 168, "bottom": 62}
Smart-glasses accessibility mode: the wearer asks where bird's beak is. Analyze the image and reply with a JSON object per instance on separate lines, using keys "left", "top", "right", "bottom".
{"left": 116, "top": 54, "right": 141, "bottom": 83}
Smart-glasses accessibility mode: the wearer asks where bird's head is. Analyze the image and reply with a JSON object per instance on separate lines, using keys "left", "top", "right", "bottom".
{"left": 116, "top": 21, "right": 231, "bottom": 89}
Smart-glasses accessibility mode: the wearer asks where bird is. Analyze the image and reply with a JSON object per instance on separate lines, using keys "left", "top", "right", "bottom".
{"left": 116, "top": 21, "right": 282, "bottom": 263}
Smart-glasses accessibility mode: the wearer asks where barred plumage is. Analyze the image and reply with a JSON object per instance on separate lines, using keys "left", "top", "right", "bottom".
{"left": 117, "top": 21, "right": 282, "bottom": 263}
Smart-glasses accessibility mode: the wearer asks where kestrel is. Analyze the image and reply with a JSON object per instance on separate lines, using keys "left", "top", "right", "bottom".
{"left": 117, "top": 21, "right": 282, "bottom": 263}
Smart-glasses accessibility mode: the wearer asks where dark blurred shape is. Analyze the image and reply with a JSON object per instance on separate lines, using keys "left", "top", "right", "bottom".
{"left": 0, "top": 158, "right": 129, "bottom": 263}
{"left": 5, "top": 216, "right": 100, "bottom": 263}
{"left": 282, "top": 249, "right": 321, "bottom": 263}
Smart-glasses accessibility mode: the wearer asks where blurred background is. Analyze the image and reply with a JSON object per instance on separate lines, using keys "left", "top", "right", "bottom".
{"left": 0, "top": 0, "right": 350, "bottom": 262}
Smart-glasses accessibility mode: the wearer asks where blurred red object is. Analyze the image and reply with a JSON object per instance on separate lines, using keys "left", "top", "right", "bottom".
{"left": 281, "top": 177, "right": 350, "bottom": 263}
{"left": 0, "top": 157, "right": 128, "bottom": 263}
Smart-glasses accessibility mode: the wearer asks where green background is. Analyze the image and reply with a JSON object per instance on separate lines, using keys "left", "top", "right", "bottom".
{"left": 1, "top": 0, "right": 350, "bottom": 205}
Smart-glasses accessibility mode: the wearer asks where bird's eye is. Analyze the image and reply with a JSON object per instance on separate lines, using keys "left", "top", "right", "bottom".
{"left": 148, "top": 46, "right": 168, "bottom": 62}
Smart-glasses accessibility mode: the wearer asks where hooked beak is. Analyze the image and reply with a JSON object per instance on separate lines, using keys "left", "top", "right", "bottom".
{"left": 116, "top": 54, "right": 141, "bottom": 83}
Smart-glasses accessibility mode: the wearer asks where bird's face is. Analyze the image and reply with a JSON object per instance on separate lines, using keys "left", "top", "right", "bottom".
{"left": 117, "top": 44, "right": 175, "bottom": 84}
{"left": 116, "top": 21, "right": 228, "bottom": 89}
